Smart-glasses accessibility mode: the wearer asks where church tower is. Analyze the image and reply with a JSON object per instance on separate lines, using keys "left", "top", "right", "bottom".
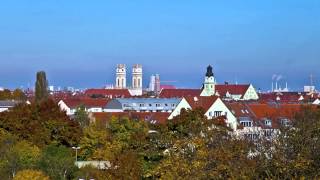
{"left": 132, "top": 64, "right": 143, "bottom": 89}
{"left": 200, "top": 65, "right": 216, "bottom": 96}
{"left": 129, "top": 64, "right": 143, "bottom": 96}
{"left": 116, "top": 64, "right": 126, "bottom": 89}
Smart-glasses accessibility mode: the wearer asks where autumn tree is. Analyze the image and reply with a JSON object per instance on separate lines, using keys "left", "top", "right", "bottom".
{"left": 14, "top": 169, "right": 49, "bottom": 180}
{"left": 0, "top": 99, "right": 82, "bottom": 147}
{"left": 0, "top": 89, "right": 12, "bottom": 100}
{"left": 148, "top": 108, "right": 256, "bottom": 179}
{"left": 254, "top": 106, "right": 320, "bottom": 179}
{"left": 12, "top": 89, "right": 27, "bottom": 100}
{"left": 35, "top": 71, "right": 49, "bottom": 102}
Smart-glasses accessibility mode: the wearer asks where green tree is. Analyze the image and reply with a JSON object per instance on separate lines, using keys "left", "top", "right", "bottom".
{"left": 38, "top": 144, "right": 77, "bottom": 180}
{"left": 79, "top": 123, "right": 108, "bottom": 160}
{"left": 0, "top": 136, "right": 41, "bottom": 179}
{"left": 74, "top": 104, "right": 90, "bottom": 128}
{"left": 35, "top": 71, "right": 49, "bottom": 102}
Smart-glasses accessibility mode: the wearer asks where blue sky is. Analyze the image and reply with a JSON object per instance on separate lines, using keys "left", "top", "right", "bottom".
{"left": 0, "top": 0, "right": 319, "bottom": 91}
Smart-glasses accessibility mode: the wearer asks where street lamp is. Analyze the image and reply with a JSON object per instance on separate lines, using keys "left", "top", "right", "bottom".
{"left": 72, "top": 146, "right": 80, "bottom": 162}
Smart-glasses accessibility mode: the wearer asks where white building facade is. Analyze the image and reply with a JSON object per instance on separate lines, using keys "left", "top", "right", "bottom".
{"left": 129, "top": 64, "right": 143, "bottom": 96}
{"left": 116, "top": 64, "right": 127, "bottom": 89}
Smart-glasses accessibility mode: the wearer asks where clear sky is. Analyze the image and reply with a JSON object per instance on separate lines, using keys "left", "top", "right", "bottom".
{"left": 0, "top": 0, "right": 319, "bottom": 91}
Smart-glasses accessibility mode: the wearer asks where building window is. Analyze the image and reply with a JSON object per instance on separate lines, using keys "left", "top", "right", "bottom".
{"left": 149, "top": 104, "right": 152, "bottom": 107}
{"left": 139, "top": 104, "right": 145, "bottom": 107}
{"left": 280, "top": 118, "right": 290, "bottom": 126}
{"left": 156, "top": 104, "right": 161, "bottom": 107}
{"left": 241, "top": 121, "right": 252, "bottom": 127}
{"left": 172, "top": 104, "right": 176, "bottom": 107}
{"left": 214, "top": 111, "right": 222, "bottom": 117}
{"left": 264, "top": 119, "right": 272, "bottom": 126}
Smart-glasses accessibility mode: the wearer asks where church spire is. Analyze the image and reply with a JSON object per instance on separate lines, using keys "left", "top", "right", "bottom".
{"left": 200, "top": 65, "right": 216, "bottom": 96}
{"left": 206, "top": 65, "right": 214, "bottom": 77}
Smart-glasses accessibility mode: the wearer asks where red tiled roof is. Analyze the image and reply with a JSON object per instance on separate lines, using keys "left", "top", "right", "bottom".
{"left": 248, "top": 103, "right": 302, "bottom": 120}
{"left": 62, "top": 98, "right": 109, "bottom": 108}
{"left": 258, "top": 92, "right": 313, "bottom": 103}
{"left": 92, "top": 112, "right": 170, "bottom": 124}
{"left": 225, "top": 102, "right": 255, "bottom": 118}
{"left": 215, "top": 84, "right": 250, "bottom": 97}
{"left": 184, "top": 96, "right": 219, "bottom": 112}
{"left": 159, "top": 89, "right": 201, "bottom": 98}
{"left": 158, "top": 84, "right": 251, "bottom": 99}
{"left": 85, "top": 89, "right": 131, "bottom": 98}
{"left": 160, "top": 85, "right": 176, "bottom": 90}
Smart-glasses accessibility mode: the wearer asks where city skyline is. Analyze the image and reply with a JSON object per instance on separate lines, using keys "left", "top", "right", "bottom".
{"left": 0, "top": 0, "right": 319, "bottom": 90}
{"left": 0, "top": 63, "right": 316, "bottom": 92}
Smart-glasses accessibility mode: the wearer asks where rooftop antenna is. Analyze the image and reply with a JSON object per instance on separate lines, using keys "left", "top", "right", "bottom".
{"left": 310, "top": 74, "right": 314, "bottom": 86}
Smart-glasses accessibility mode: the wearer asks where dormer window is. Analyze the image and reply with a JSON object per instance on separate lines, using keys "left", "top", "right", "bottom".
{"left": 280, "top": 118, "right": 290, "bottom": 126}
{"left": 239, "top": 117, "right": 253, "bottom": 127}
{"left": 264, "top": 119, "right": 272, "bottom": 126}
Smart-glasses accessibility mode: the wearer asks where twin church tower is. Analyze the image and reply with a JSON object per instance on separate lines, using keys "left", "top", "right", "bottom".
{"left": 115, "top": 64, "right": 216, "bottom": 97}
{"left": 115, "top": 64, "right": 143, "bottom": 96}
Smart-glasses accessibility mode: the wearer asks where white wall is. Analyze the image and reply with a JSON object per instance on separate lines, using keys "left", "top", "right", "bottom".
{"left": 128, "top": 89, "right": 143, "bottom": 96}
{"left": 0, "top": 107, "right": 9, "bottom": 112}
{"left": 313, "top": 99, "right": 320, "bottom": 105}
{"left": 168, "top": 98, "right": 192, "bottom": 119}
{"left": 58, "top": 100, "right": 73, "bottom": 116}
{"left": 87, "top": 107, "right": 103, "bottom": 113}
{"left": 243, "top": 84, "right": 259, "bottom": 100}
{"left": 205, "top": 98, "right": 238, "bottom": 130}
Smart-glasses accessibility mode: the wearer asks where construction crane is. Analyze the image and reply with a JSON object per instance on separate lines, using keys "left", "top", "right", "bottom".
{"left": 160, "top": 80, "right": 178, "bottom": 83}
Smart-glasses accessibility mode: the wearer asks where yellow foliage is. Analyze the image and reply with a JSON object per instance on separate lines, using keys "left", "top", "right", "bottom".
{"left": 14, "top": 169, "right": 49, "bottom": 180}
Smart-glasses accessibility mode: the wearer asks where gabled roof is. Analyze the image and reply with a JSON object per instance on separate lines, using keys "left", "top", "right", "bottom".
{"left": 225, "top": 102, "right": 255, "bottom": 119}
{"left": 85, "top": 89, "right": 131, "bottom": 98}
{"left": 62, "top": 98, "right": 109, "bottom": 109}
{"left": 248, "top": 103, "right": 302, "bottom": 120}
{"left": 159, "top": 89, "right": 201, "bottom": 98}
{"left": 184, "top": 96, "right": 219, "bottom": 112}
{"left": 215, "top": 84, "right": 250, "bottom": 97}
{"left": 258, "top": 92, "right": 316, "bottom": 103}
